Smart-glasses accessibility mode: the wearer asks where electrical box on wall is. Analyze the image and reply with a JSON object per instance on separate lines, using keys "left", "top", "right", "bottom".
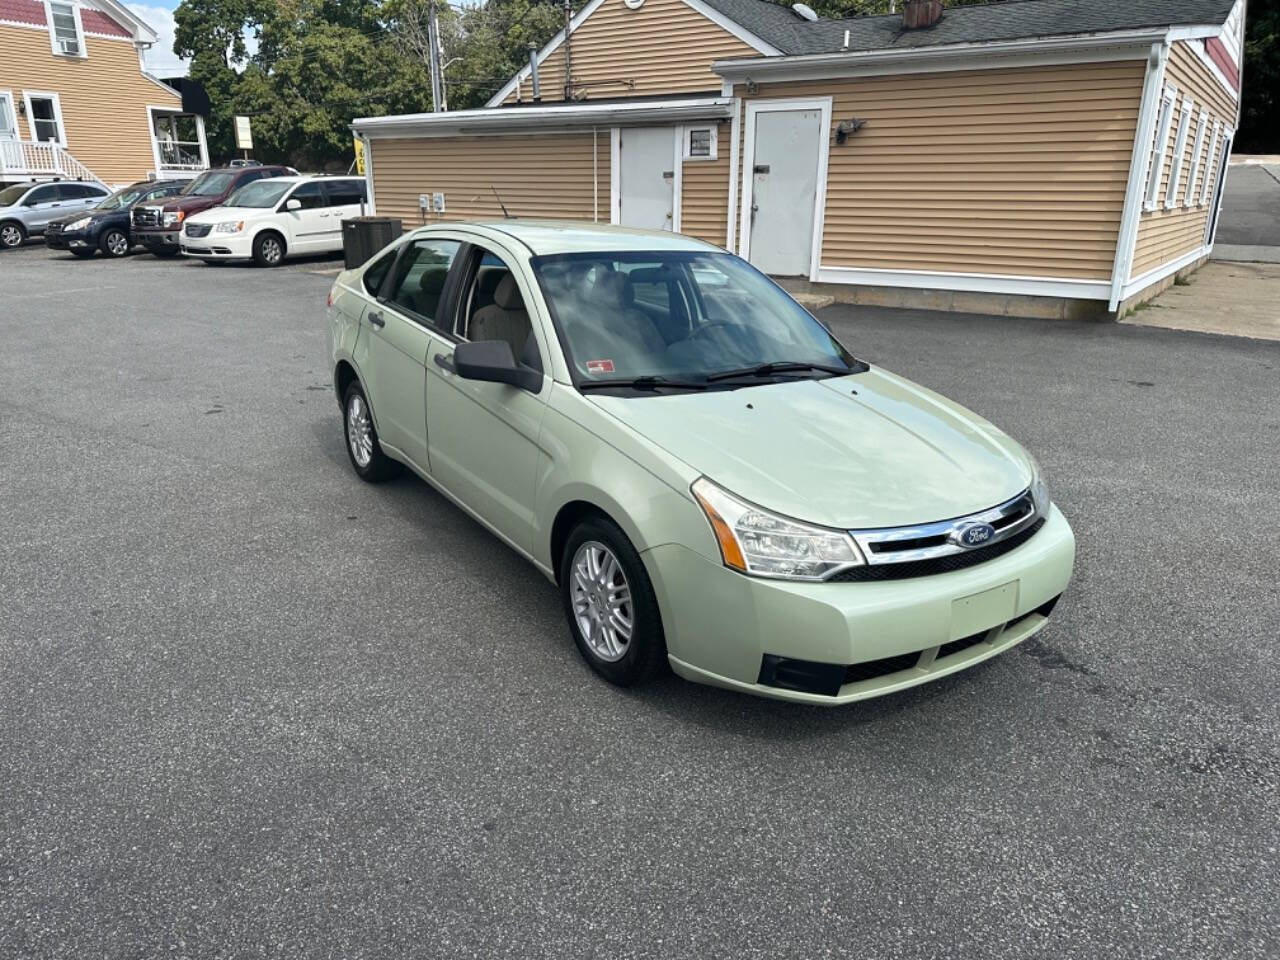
{"left": 418, "top": 193, "right": 430, "bottom": 211}
{"left": 432, "top": 192, "right": 446, "bottom": 213}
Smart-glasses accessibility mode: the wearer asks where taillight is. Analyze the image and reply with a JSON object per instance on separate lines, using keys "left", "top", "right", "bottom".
{"left": 326, "top": 288, "right": 335, "bottom": 308}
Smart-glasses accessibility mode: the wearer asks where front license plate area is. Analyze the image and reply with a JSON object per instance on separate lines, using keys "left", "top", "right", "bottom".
{"left": 950, "top": 582, "right": 1018, "bottom": 641}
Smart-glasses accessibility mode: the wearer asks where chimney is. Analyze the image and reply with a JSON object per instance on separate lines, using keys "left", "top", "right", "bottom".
{"left": 902, "top": 0, "right": 943, "bottom": 29}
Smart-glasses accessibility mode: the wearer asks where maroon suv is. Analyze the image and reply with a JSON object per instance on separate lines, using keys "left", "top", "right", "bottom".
{"left": 132, "top": 165, "right": 294, "bottom": 257}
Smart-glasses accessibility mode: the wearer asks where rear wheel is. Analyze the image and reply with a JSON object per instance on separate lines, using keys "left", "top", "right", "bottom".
{"left": 559, "top": 517, "right": 666, "bottom": 687}
{"left": 99, "top": 228, "right": 129, "bottom": 258}
{"left": 342, "top": 380, "right": 399, "bottom": 482}
{"left": 0, "top": 221, "right": 25, "bottom": 249}
{"left": 253, "top": 231, "right": 285, "bottom": 267}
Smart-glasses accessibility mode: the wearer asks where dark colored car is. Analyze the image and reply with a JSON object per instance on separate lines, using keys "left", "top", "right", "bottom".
{"left": 131, "top": 165, "right": 295, "bottom": 257}
{"left": 45, "top": 180, "right": 185, "bottom": 258}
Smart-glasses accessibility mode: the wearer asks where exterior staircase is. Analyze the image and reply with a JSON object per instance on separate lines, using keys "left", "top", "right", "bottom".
{"left": 0, "top": 140, "right": 105, "bottom": 185}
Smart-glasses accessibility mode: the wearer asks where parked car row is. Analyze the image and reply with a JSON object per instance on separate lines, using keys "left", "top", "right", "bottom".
{"left": 1, "top": 165, "right": 368, "bottom": 267}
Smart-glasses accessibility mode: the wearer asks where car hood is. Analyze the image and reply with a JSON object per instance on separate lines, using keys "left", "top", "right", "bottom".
{"left": 586, "top": 368, "right": 1033, "bottom": 529}
{"left": 49, "top": 209, "right": 112, "bottom": 226}
{"left": 185, "top": 205, "right": 269, "bottom": 224}
{"left": 153, "top": 195, "right": 219, "bottom": 213}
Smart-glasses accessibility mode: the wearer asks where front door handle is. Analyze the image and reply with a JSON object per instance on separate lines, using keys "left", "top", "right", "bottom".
{"left": 367, "top": 310, "right": 385, "bottom": 328}
{"left": 433, "top": 353, "right": 455, "bottom": 374}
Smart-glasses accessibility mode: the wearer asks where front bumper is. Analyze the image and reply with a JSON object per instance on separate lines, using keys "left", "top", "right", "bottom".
{"left": 181, "top": 232, "right": 251, "bottom": 260}
{"left": 45, "top": 226, "right": 96, "bottom": 250}
{"left": 138, "top": 230, "right": 180, "bottom": 251}
{"left": 646, "top": 503, "right": 1076, "bottom": 705}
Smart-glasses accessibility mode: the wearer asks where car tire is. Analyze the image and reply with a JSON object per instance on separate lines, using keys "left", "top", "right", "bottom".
{"left": 70, "top": 248, "right": 96, "bottom": 259}
{"left": 0, "top": 220, "right": 26, "bottom": 249}
{"left": 151, "top": 246, "right": 179, "bottom": 258}
{"left": 341, "top": 380, "right": 399, "bottom": 482}
{"left": 253, "top": 231, "right": 285, "bottom": 268}
{"left": 559, "top": 516, "right": 666, "bottom": 687}
{"left": 99, "top": 228, "right": 130, "bottom": 258}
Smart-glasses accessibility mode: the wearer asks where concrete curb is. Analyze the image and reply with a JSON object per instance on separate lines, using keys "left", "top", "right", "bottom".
{"left": 1211, "top": 244, "right": 1280, "bottom": 264}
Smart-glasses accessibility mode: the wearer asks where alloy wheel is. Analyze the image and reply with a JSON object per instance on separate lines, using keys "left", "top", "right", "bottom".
{"left": 346, "top": 392, "right": 374, "bottom": 468}
{"left": 0, "top": 224, "right": 21, "bottom": 248}
{"left": 570, "top": 541, "right": 634, "bottom": 662}
{"left": 105, "top": 231, "right": 128, "bottom": 256}
{"left": 262, "top": 236, "right": 282, "bottom": 265}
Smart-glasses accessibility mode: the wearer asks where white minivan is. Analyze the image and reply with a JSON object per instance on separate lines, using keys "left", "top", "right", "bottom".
{"left": 179, "top": 175, "right": 367, "bottom": 267}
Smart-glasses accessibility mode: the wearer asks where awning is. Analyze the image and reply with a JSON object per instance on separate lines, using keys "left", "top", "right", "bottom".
{"left": 352, "top": 96, "right": 735, "bottom": 140}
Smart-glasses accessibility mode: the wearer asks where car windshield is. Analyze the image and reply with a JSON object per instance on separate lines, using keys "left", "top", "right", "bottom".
{"left": 531, "top": 251, "right": 859, "bottom": 388}
{"left": 227, "top": 179, "right": 294, "bottom": 207}
{"left": 0, "top": 185, "right": 28, "bottom": 206}
{"left": 95, "top": 186, "right": 149, "bottom": 211}
{"left": 181, "top": 172, "right": 237, "bottom": 197}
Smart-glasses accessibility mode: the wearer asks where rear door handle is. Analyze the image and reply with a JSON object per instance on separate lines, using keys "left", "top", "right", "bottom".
{"left": 367, "top": 310, "right": 385, "bottom": 328}
{"left": 433, "top": 353, "right": 455, "bottom": 374}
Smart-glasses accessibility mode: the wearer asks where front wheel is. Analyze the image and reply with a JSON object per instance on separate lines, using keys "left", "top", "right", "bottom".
{"left": 342, "top": 380, "right": 399, "bottom": 482}
{"left": 560, "top": 517, "right": 666, "bottom": 687}
{"left": 253, "top": 231, "right": 285, "bottom": 267}
{"left": 100, "top": 228, "right": 130, "bottom": 258}
{"left": 0, "top": 221, "right": 25, "bottom": 249}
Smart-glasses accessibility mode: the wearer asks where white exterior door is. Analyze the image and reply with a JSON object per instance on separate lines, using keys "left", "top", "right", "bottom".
{"left": 616, "top": 127, "right": 675, "bottom": 232}
{"left": 747, "top": 107, "right": 825, "bottom": 277}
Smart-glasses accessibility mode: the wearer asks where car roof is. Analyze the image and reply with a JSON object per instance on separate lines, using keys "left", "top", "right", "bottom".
{"left": 445, "top": 220, "right": 722, "bottom": 256}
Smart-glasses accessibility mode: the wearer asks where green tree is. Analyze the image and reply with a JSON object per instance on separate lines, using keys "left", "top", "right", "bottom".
{"left": 1239, "top": 0, "right": 1278, "bottom": 153}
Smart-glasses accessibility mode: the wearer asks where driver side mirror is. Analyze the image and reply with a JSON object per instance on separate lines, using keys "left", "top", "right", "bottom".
{"left": 453, "top": 340, "right": 541, "bottom": 392}
{"left": 285, "top": 198, "right": 302, "bottom": 211}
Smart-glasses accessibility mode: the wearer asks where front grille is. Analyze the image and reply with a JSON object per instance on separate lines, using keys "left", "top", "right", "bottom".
{"left": 185, "top": 222, "right": 211, "bottom": 238}
{"left": 831, "top": 518, "right": 1045, "bottom": 582}
{"left": 935, "top": 631, "right": 989, "bottom": 661}
{"left": 843, "top": 650, "right": 922, "bottom": 685}
{"left": 45, "top": 223, "right": 62, "bottom": 237}
{"left": 133, "top": 206, "right": 161, "bottom": 229}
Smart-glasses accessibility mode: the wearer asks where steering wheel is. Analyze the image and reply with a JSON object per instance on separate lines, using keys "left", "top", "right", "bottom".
{"left": 691, "top": 321, "right": 739, "bottom": 341}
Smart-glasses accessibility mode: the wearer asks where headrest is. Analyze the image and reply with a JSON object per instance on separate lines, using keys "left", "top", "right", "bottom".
{"left": 419, "top": 267, "right": 448, "bottom": 294}
{"left": 494, "top": 273, "right": 524, "bottom": 310}
{"left": 589, "top": 271, "right": 634, "bottom": 308}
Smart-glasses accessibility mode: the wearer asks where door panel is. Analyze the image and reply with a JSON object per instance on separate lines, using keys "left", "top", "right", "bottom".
{"left": 618, "top": 127, "right": 675, "bottom": 232}
{"left": 748, "top": 108, "right": 823, "bottom": 277}
{"left": 281, "top": 181, "right": 328, "bottom": 254}
{"left": 23, "top": 185, "right": 62, "bottom": 230}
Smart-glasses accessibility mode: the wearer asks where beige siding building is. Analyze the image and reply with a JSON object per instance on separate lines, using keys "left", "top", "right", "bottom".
{"left": 0, "top": 0, "right": 208, "bottom": 187}
{"left": 356, "top": 0, "right": 1244, "bottom": 319}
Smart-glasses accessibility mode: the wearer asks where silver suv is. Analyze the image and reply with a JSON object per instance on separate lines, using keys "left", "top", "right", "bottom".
{"left": 0, "top": 180, "right": 110, "bottom": 249}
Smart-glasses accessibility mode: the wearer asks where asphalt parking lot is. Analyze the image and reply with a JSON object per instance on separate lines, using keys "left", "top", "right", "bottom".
{"left": 1, "top": 243, "right": 1277, "bottom": 959}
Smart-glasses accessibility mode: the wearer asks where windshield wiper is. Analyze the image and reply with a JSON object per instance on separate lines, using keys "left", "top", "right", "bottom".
{"left": 578, "top": 375, "right": 708, "bottom": 393}
{"left": 705, "top": 361, "right": 857, "bottom": 383}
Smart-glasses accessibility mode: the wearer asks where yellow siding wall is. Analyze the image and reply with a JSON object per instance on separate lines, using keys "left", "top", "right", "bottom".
{"left": 738, "top": 59, "right": 1147, "bottom": 280}
{"left": 370, "top": 132, "right": 610, "bottom": 226}
{"left": 504, "top": 0, "right": 755, "bottom": 103}
{"left": 1131, "top": 41, "right": 1239, "bottom": 278}
{"left": 0, "top": 24, "right": 179, "bottom": 184}
{"left": 679, "top": 130, "right": 730, "bottom": 247}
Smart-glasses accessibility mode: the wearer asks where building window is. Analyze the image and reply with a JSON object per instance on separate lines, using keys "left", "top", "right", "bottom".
{"left": 46, "top": 1, "right": 85, "bottom": 57}
{"left": 1165, "top": 97, "right": 1194, "bottom": 209}
{"left": 1199, "top": 122, "right": 1222, "bottom": 207}
{"left": 683, "top": 126, "right": 716, "bottom": 161}
{"left": 1144, "top": 86, "right": 1176, "bottom": 211}
{"left": 1184, "top": 110, "right": 1209, "bottom": 208}
{"left": 24, "top": 93, "right": 65, "bottom": 145}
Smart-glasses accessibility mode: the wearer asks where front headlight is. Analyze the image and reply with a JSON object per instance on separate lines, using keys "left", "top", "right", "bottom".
{"left": 162, "top": 210, "right": 185, "bottom": 226}
{"left": 1029, "top": 456, "right": 1051, "bottom": 515}
{"left": 65, "top": 217, "right": 93, "bottom": 231}
{"left": 213, "top": 221, "right": 244, "bottom": 234}
{"left": 691, "top": 477, "right": 864, "bottom": 581}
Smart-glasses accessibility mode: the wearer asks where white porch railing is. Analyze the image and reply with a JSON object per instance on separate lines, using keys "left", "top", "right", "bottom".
{"left": 0, "top": 139, "right": 104, "bottom": 184}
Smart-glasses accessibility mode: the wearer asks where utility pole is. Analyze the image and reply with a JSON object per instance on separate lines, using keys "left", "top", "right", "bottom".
{"left": 562, "top": 0, "right": 573, "bottom": 101}
{"left": 427, "top": 0, "right": 447, "bottom": 111}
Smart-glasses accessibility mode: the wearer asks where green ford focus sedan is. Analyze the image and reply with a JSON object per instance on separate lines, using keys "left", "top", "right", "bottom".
{"left": 326, "top": 221, "right": 1075, "bottom": 704}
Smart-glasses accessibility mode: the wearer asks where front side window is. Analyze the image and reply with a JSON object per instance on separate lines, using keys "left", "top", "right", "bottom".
{"left": 286, "top": 182, "right": 325, "bottom": 210}
{"left": 532, "top": 251, "right": 857, "bottom": 387}
{"left": 48, "top": 2, "right": 83, "bottom": 56}
{"left": 362, "top": 249, "right": 397, "bottom": 296}
{"left": 456, "top": 249, "right": 541, "bottom": 372}
{"left": 385, "top": 239, "right": 461, "bottom": 325}
{"left": 25, "top": 185, "right": 60, "bottom": 205}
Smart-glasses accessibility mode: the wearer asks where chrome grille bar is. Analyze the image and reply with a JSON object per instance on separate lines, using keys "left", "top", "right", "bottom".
{"left": 849, "top": 489, "right": 1039, "bottom": 567}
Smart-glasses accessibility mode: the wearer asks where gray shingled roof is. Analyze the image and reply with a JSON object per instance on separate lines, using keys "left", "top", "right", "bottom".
{"left": 699, "top": 0, "right": 1235, "bottom": 57}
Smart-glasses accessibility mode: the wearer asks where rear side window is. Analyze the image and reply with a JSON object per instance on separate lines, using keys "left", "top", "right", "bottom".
{"left": 325, "top": 180, "right": 367, "bottom": 207}
{"left": 362, "top": 250, "right": 396, "bottom": 296}
{"left": 386, "top": 239, "right": 461, "bottom": 325}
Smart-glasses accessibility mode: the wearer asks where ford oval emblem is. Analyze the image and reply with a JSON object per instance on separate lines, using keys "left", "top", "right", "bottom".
{"left": 954, "top": 522, "right": 996, "bottom": 549}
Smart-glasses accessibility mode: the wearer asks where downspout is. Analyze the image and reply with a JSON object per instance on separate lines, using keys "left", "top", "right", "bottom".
{"left": 528, "top": 44, "right": 541, "bottom": 102}
{"left": 593, "top": 125, "right": 598, "bottom": 222}
{"left": 1109, "top": 39, "right": 1170, "bottom": 313}
{"left": 563, "top": 0, "right": 574, "bottom": 101}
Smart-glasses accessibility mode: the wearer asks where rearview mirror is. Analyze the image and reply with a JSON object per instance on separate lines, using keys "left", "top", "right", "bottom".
{"left": 453, "top": 340, "right": 541, "bottom": 392}
{"left": 285, "top": 198, "right": 302, "bottom": 211}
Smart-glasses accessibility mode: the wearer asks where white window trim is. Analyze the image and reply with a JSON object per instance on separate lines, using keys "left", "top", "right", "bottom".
{"left": 44, "top": 0, "right": 87, "bottom": 59}
{"left": 1164, "top": 96, "right": 1193, "bottom": 210}
{"left": 1200, "top": 121, "right": 1222, "bottom": 207}
{"left": 146, "top": 104, "right": 210, "bottom": 174}
{"left": 1184, "top": 110, "right": 1209, "bottom": 208}
{"left": 680, "top": 124, "right": 717, "bottom": 161}
{"left": 22, "top": 90, "right": 67, "bottom": 147}
{"left": 1143, "top": 85, "right": 1176, "bottom": 211}
{"left": 0, "top": 89, "right": 17, "bottom": 140}
{"left": 737, "top": 96, "right": 833, "bottom": 283}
